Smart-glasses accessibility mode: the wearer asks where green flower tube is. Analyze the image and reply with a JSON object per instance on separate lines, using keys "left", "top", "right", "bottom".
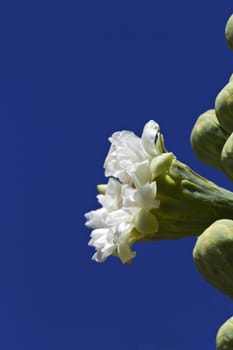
{"left": 221, "top": 132, "right": 233, "bottom": 180}
{"left": 190, "top": 109, "right": 229, "bottom": 170}
{"left": 225, "top": 14, "right": 233, "bottom": 51}
{"left": 147, "top": 162, "right": 233, "bottom": 241}
{"left": 216, "top": 316, "right": 233, "bottom": 350}
{"left": 215, "top": 82, "right": 233, "bottom": 133}
{"left": 193, "top": 219, "right": 233, "bottom": 299}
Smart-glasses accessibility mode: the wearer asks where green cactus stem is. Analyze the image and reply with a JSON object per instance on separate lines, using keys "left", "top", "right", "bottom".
{"left": 190, "top": 109, "right": 229, "bottom": 170}
{"left": 215, "top": 82, "right": 233, "bottom": 133}
{"left": 193, "top": 219, "right": 233, "bottom": 299}
{"left": 221, "top": 132, "right": 233, "bottom": 180}
{"left": 225, "top": 14, "right": 233, "bottom": 51}
{"left": 216, "top": 316, "right": 233, "bottom": 350}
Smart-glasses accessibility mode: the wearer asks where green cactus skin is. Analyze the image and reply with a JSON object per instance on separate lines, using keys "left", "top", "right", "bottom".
{"left": 190, "top": 109, "right": 229, "bottom": 170}
{"left": 216, "top": 316, "right": 233, "bottom": 350}
{"left": 193, "top": 219, "right": 233, "bottom": 299}
{"left": 225, "top": 14, "right": 233, "bottom": 51}
{"left": 221, "top": 132, "right": 233, "bottom": 180}
{"left": 215, "top": 82, "right": 233, "bottom": 133}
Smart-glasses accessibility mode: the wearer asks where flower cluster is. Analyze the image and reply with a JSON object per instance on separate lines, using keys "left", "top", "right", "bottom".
{"left": 85, "top": 120, "right": 174, "bottom": 263}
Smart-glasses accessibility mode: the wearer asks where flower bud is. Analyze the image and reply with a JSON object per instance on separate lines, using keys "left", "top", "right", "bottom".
{"left": 225, "top": 14, "right": 233, "bottom": 51}
{"left": 193, "top": 219, "right": 233, "bottom": 299}
{"left": 190, "top": 109, "right": 229, "bottom": 169}
{"left": 221, "top": 132, "right": 233, "bottom": 180}
{"left": 229, "top": 73, "right": 233, "bottom": 83}
{"left": 215, "top": 82, "right": 233, "bottom": 133}
{"left": 216, "top": 317, "right": 233, "bottom": 350}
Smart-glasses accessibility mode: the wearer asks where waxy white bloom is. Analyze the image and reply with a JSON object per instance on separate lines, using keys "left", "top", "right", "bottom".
{"left": 85, "top": 178, "right": 160, "bottom": 263}
{"left": 104, "top": 120, "right": 170, "bottom": 186}
{"left": 85, "top": 120, "right": 175, "bottom": 263}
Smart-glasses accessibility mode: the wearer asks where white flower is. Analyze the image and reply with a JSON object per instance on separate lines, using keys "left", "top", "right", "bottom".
{"left": 85, "top": 120, "right": 176, "bottom": 263}
{"left": 85, "top": 178, "right": 160, "bottom": 263}
{"left": 104, "top": 120, "right": 160, "bottom": 186}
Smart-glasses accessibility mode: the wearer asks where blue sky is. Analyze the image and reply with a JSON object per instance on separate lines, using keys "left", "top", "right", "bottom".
{"left": 1, "top": 1, "right": 233, "bottom": 349}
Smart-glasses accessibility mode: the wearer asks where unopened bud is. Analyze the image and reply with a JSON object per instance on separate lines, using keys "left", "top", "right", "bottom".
{"left": 215, "top": 82, "right": 233, "bottom": 133}
{"left": 193, "top": 219, "right": 233, "bottom": 299}
{"left": 225, "top": 14, "right": 233, "bottom": 51}
{"left": 216, "top": 317, "right": 233, "bottom": 350}
{"left": 190, "top": 109, "right": 229, "bottom": 169}
{"left": 221, "top": 132, "right": 233, "bottom": 180}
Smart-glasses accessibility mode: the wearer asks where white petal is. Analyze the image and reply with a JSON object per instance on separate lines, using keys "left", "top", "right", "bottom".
{"left": 123, "top": 132, "right": 147, "bottom": 161}
{"left": 117, "top": 233, "right": 136, "bottom": 263}
{"left": 122, "top": 182, "right": 159, "bottom": 211}
{"left": 98, "top": 178, "right": 122, "bottom": 211}
{"left": 92, "top": 250, "right": 110, "bottom": 262}
{"left": 89, "top": 227, "right": 116, "bottom": 262}
{"left": 88, "top": 228, "right": 110, "bottom": 247}
{"left": 105, "top": 208, "right": 133, "bottom": 226}
{"left": 85, "top": 208, "right": 107, "bottom": 228}
{"left": 108, "top": 131, "right": 144, "bottom": 161}
{"left": 133, "top": 182, "right": 160, "bottom": 210}
{"left": 141, "top": 120, "right": 160, "bottom": 157}
{"left": 121, "top": 185, "right": 136, "bottom": 208}
{"left": 122, "top": 159, "right": 151, "bottom": 187}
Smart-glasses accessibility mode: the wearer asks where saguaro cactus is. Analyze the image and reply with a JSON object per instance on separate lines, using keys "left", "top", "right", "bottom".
{"left": 85, "top": 12, "right": 233, "bottom": 349}
{"left": 191, "top": 13, "right": 233, "bottom": 349}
